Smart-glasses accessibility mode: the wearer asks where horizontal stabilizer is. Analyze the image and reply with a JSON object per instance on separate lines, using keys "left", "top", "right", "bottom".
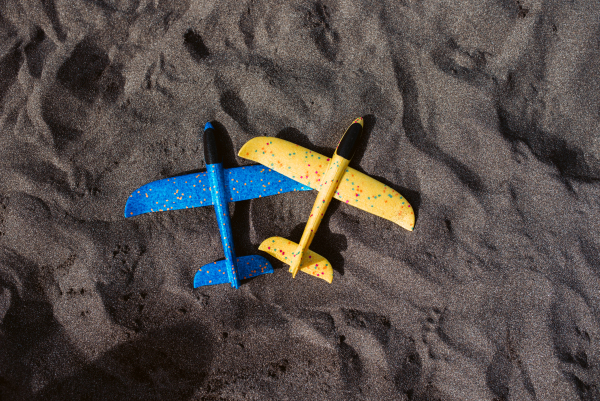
{"left": 234, "top": 255, "right": 273, "bottom": 280}
{"left": 193, "top": 256, "right": 273, "bottom": 288}
{"left": 259, "top": 237, "right": 333, "bottom": 283}
{"left": 193, "top": 260, "right": 230, "bottom": 288}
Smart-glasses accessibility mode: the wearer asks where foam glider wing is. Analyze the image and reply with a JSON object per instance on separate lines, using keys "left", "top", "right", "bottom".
{"left": 125, "top": 122, "right": 310, "bottom": 289}
{"left": 125, "top": 172, "right": 212, "bottom": 217}
{"left": 224, "top": 165, "right": 311, "bottom": 203}
{"left": 238, "top": 137, "right": 414, "bottom": 230}
{"left": 125, "top": 165, "right": 309, "bottom": 217}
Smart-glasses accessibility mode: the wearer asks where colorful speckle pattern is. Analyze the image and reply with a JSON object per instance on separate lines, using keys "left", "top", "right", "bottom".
{"left": 193, "top": 255, "right": 273, "bottom": 288}
{"left": 258, "top": 237, "right": 333, "bottom": 283}
{"left": 238, "top": 137, "right": 415, "bottom": 231}
{"left": 124, "top": 164, "right": 311, "bottom": 217}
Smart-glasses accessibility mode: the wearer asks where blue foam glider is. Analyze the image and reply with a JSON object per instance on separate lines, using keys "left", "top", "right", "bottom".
{"left": 124, "top": 122, "right": 311, "bottom": 289}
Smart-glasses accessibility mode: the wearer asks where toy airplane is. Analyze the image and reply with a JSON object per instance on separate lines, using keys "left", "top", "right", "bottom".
{"left": 238, "top": 117, "right": 415, "bottom": 283}
{"left": 125, "top": 122, "right": 311, "bottom": 289}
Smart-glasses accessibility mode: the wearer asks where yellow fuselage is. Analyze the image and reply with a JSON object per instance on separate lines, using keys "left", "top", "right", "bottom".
{"left": 289, "top": 153, "right": 350, "bottom": 277}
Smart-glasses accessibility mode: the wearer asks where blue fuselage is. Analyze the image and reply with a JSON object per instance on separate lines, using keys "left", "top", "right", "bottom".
{"left": 207, "top": 162, "right": 239, "bottom": 289}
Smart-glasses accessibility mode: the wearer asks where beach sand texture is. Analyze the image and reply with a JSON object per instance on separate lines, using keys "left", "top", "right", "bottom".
{"left": 0, "top": 0, "right": 599, "bottom": 399}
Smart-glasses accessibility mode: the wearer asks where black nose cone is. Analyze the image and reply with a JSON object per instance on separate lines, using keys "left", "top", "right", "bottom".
{"left": 336, "top": 120, "right": 363, "bottom": 160}
{"left": 203, "top": 122, "right": 221, "bottom": 165}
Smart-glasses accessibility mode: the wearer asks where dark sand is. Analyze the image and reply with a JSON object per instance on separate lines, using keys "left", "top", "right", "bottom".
{"left": 1, "top": 1, "right": 599, "bottom": 400}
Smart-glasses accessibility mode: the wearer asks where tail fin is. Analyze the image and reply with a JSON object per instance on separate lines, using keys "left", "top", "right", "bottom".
{"left": 259, "top": 237, "right": 333, "bottom": 283}
{"left": 193, "top": 256, "right": 273, "bottom": 288}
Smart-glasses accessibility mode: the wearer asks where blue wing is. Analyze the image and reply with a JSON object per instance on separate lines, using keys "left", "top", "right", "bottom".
{"left": 125, "top": 172, "right": 213, "bottom": 217}
{"left": 223, "top": 164, "right": 311, "bottom": 202}
{"left": 125, "top": 165, "right": 311, "bottom": 217}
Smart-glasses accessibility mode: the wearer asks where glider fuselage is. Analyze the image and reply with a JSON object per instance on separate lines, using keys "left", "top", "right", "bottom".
{"left": 206, "top": 161, "right": 239, "bottom": 288}
{"left": 289, "top": 153, "right": 350, "bottom": 277}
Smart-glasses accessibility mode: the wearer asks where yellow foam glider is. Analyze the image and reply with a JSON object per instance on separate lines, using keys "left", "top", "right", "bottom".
{"left": 238, "top": 117, "right": 415, "bottom": 283}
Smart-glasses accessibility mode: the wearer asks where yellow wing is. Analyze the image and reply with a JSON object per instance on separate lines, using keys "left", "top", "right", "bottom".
{"left": 334, "top": 167, "right": 415, "bottom": 231}
{"left": 238, "top": 137, "right": 329, "bottom": 189}
{"left": 238, "top": 137, "right": 415, "bottom": 231}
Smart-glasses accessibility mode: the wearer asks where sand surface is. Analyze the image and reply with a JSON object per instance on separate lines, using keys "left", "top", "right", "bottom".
{"left": 1, "top": 0, "right": 599, "bottom": 400}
